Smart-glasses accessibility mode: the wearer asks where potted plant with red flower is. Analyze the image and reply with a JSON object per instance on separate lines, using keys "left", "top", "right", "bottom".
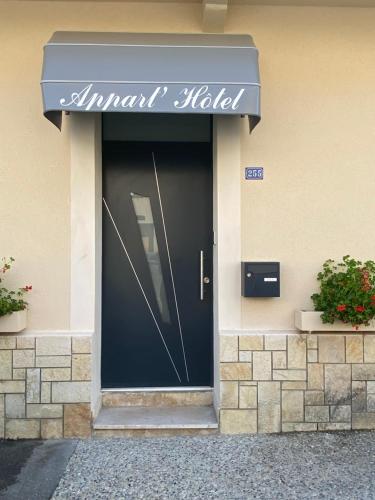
{"left": 295, "top": 255, "right": 375, "bottom": 332}
{"left": 0, "top": 257, "right": 32, "bottom": 333}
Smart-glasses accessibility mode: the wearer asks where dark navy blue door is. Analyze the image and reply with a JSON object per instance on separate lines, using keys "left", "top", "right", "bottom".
{"left": 102, "top": 141, "right": 213, "bottom": 388}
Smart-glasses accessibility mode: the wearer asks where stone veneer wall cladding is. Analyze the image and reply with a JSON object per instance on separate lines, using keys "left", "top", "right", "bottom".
{"left": 0, "top": 335, "right": 91, "bottom": 439}
{"left": 220, "top": 333, "right": 375, "bottom": 433}
{"left": 2, "top": 332, "right": 375, "bottom": 438}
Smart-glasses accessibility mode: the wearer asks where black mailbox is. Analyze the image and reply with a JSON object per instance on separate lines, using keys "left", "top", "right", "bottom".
{"left": 241, "top": 262, "right": 280, "bottom": 297}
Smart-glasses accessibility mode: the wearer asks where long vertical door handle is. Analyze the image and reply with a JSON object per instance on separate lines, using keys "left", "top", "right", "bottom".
{"left": 200, "top": 250, "right": 204, "bottom": 301}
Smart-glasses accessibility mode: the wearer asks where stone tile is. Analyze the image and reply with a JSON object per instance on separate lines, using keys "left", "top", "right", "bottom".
{"left": 305, "top": 390, "right": 324, "bottom": 406}
{"left": 367, "top": 394, "right": 375, "bottom": 412}
{"left": 0, "top": 337, "right": 16, "bottom": 349}
{"left": 63, "top": 403, "right": 91, "bottom": 438}
{"left": 41, "top": 368, "right": 71, "bottom": 382}
{"left": 0, "top": 395, "right": 4, "bottom": 417}
{"left": 273, "top": 370, "right": 306, "bottom": 381}
{"left": 41, "top": 382, "right": 51, "bottom": 403}
{"left": 282, "top": 390, "right": 304, "bottom": 422}
{"left": 239, "top": 386, "right": 257, "bottom": 409}
{"left": 240, "top": 381, "right": 257, "bottom": 386}
{"left": 26, "top": 368, "right": 41, "bottom": 403}
{"left": 318, "top": 335, "right": 345, "bottom": 363}
{"left": 52, "top": 382, "right": 91, "bottom": 403}
{"left": 220, "top": 409, "right": 257, "bottom": 434}
{"left": 252, "top": 352, "right": 272, "bottom": 380}
{"left": 364, "top": 335, "right": 375, "bottom": 363}
{"left": 41, "top": 419, "right": 63, "bottom": 439}
{"left": 318, "top": 423, "right": 351, "bottom": 431}
{"left": 330, "top": 405, "right": 351, "bottom": 423}
{"left": 288, "top": 335, "right": 306, "bottom": 369}
{"left": 258, "top": 382, "right": 280, "bottom": 433}
{"left": 305, "top": 406, "right": 329, "bottom": 423}
{"left": 72, "top": 354, "right": 91, "bottom": 381}
{"left": 0, "top": 381, "right": 25, "bottom": 393}
{"left": 352, "top": 413, "right": 375, "bottom": 430}
{"left": 102, "top": 391, "right": 212, "bottom": 408}
{"left": 238, "top": 335, "right": 263, "bottom": 351}
{"left": 16, "top": 337, "right": 35, "bottom": 349}
{"left": 239, "top": 351, "right": 252, "bottom": 362}
{"left": 72, "top": 336, "right": 91, "bottom": 354}
{"left": 36, "top": 337, "right": 71, "bottom": 356}
{"left": 346, "top": 335, "right": 363, "bottom": 363}
{"left": 5, "top": 394, "right": 25, "bottom": 418}
{"left": 367, "top": 381, "right": 375, "bottom": 393}
{"left": 13, "top": 368, "right": 26, "bottom": 380}
{"left": 282, "top": 381, "right": 306, "bottom": 390}
{"left": 307, "top": 335, "right": 318, "bottom": 349}
{"left": 325, "top": 364, "right": 351, "bottom": 405}
{"left": 13, "top": 349, "right": 35, "bottom": 368}
{"left": 36, "top": 356, "right": 71, "bottom": 368}
{"left": 264, "top": 335, "right": 286, "bottom": 351}
{"left": 0, "top": 350, "right": 12, "bottom": 379}
{"left": 220, "top": 381, "right": 238, "bottom": 408}
{"left": 352, "top": 364, "right": 375, "bottom": 381}
{"left": 352, "top": 381, "right": 367, "bottom": 413}
{"left": 307, "top": 363, "right": 324, "bottom": 390}
{"left": 307, "top": 350, "right": 318, "bottom": 363}
{"left": 220, "top": 336, "right": 238, "bottom": 362}
{"left": 282, "top": 422, "right": 317, "bottom": 432}
{"left": 27, "top": 403, "right": 63, "bottom": 418}
{"left": 6, "top": 419, "right": 40, "bottom": 439}
{"left": 220, "top": 363, "right": 252, "bottom": 381}
{"left": 272, "top": 351, "right": 287, "bottom": 369}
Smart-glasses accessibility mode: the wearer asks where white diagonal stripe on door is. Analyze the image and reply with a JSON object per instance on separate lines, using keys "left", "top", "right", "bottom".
{"left": 102, "top": 197, "right": 182, "bottom": 383}
{"left": 152, "top": 152, "right": 190, "bottom": 382}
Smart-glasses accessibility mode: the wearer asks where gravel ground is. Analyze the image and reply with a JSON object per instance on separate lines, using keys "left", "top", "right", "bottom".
{"left": 52, "top": 431, "right": 375, "bottom": 500}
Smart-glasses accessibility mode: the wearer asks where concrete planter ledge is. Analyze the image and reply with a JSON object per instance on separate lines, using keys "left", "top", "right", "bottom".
{"left": 0, "top": 310, "right": 27, "bottom": 333}
{"left": 295, "top": 310, "right": 375, "bottom": 333}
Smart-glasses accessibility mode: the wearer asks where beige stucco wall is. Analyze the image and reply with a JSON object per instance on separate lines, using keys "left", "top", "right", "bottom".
{"left": 235, "top": 6, "right": 375, "bottom": 329}
{"left": 0, "top": 0, "right": 201, "bottom": 330}
{"left": 1, "top": 2, "right": 375, "bottom": 331}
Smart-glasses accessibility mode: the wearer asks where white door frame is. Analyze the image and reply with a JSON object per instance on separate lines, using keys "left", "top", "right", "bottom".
{"left": 69, "top": 113, "right": 241, "bottom": 416}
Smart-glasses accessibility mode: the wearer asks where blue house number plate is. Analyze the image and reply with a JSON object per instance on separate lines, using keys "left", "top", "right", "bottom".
{"left": 245, "top": 167, "right": 263, "bottom": 180}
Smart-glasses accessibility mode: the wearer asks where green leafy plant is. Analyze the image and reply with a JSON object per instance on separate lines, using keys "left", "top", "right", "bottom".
{"left": 0, "top": 257, "right": 32, "bottom": 317}
{"left": 311, "top": 255, "right": 375, "bottom": 328}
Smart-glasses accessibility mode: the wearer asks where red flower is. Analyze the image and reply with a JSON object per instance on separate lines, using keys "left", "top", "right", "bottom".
{"left": 355, "top": 305, "right": 365, "bottom": 313}
{"left": 371, "top": 295, "right": 375, "bottom": 302}
{"left": 336, "top": 304, "right": 346, "bottom": 312}
{"left": 23, "top": 285, "right": 32, "bottom": 292}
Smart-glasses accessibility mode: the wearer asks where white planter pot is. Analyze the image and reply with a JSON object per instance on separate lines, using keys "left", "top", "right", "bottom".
{"left": 0, "top": 310, "right": 27, "bottom": 333}
{"left": 295, "top": 310, "right": 375, "bottom": 332}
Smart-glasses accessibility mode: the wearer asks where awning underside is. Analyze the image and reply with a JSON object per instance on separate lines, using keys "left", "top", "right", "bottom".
{"left": 41, "top": 32, "right": 261, "bottom": 131}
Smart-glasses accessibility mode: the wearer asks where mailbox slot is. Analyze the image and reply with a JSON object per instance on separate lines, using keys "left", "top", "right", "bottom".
{"left": 241, "top": 262, "right": 280, "bottom": 297}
